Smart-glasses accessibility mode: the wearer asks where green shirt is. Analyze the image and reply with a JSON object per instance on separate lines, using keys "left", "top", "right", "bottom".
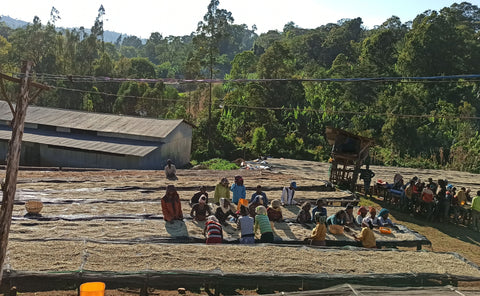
{"left": 254, "top": 214, "right": 272, "bottom": 234}
{"left": 472, "top": 195, "right": 480, "bottom": 212}
{"left": 214, "top": 184, "right": 230, "bottom": 203}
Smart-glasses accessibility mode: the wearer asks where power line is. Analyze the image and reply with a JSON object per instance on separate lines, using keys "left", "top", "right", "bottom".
{"left": 11, "top": 72, "right": 480, "bottom": 85}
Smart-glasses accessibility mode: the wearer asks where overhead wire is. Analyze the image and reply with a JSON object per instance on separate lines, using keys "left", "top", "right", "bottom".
{"left": 3, "top": 71, "right": 480, "bottom": 120}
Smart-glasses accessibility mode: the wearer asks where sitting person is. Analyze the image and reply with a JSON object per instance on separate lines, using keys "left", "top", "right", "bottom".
{"left": 356, "top": 206, "right": 368, "bottom": 225}
{"left": 249, "top": 194, "right": 266, "bottom": 218}
{"left": 281, "top": 181, "right": 297, "bottom": 205}
{"left": 161, "top": 185, "right": 183, "bottom": 223}
{"left": 296, "top": 202, "right": 312, "bottom": 224}
{"left": 308, "top": 212, "right": 327, "bottom": 246}
{"left": 190, "top": 195, "right": 212, "bottom": 221}
{"left": 254, "top": 206, "right": 274, "bottom": 243}
{"left": 190, "top": 185, "right": 209, "bottom": 206}
{"left": 250, "top": 185, "right": 268, "bottom": 206}
{"left": 377, "top": 208, "right": 395, "bottom": 227}
{"left": 203, "top": 216, "right": 223, "bottom": 244}
{"left": 237, "top": 205, "right": 255, "bottom": 244}
{"left": 164, "top": 159, "right": 178, "bottom": 181}
{"left": 311, "top": 199, "right": 327, "bottom": 222}
{"left": 267, "top": 199, "right": 283, "bottom": 222}
{"left": 326, "top": 210, "right": 346, "bottom": 226}
{"left": 213, "top": 177, "right": 230, "bottom": 205}
{"left": 215, "top": 198, "right": 237, "bottom": 225}
{"left": 362, "top": 207, "right": 380, "bottom": 227}
{"left": 353, "top": 220, "right": 376, "bottom": 248}
{"left": 344, "top": 204, "right": 358, "bottom": 227}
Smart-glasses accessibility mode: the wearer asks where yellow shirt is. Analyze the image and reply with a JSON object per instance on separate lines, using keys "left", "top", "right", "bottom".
{"left": 213, "top": 184, "right": 230, "bottom": 203}
{"left": 310, "top": 223, "right": 327, "bottom": 241}
{"left": 358, "top": 227, "right": 376, "bottom": 248}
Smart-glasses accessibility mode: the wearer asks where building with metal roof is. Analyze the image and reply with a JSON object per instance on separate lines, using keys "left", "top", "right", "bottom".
{"left": 0, "top": 101, "right": 193, "bottom": 169}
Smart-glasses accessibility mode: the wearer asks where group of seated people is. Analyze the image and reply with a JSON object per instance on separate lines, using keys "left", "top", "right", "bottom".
{"left": 162, "top": 179, "right": 396, "bottom": 248}
{"left": 377, "top": 175, "right": 476, "bottom": 225}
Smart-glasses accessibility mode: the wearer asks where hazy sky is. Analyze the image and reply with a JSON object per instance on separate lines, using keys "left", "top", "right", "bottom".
{"left": 2, "top": 0, "right": 478, "bottom": 38}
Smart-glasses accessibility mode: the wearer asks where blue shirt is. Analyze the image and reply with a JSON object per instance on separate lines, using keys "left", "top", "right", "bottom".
{"left": 230, "top": 183, "right": 246, "bottom": 204}
{"left": 250, "top": 192, "right": 268, "bottom": 206}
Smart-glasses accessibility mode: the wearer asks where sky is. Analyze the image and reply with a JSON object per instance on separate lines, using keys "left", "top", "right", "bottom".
{"left": 2, "top": 0, "right": 480, "bottom": 39}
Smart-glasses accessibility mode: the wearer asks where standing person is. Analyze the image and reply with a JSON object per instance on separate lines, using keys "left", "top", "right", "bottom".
{"left": 164, "top": 159, "right": 178, "bottom": 181}
{"left": 359, "top": 164, "right": 375, "bottom": 198}
{"left": 161, "top": 185, "right": 183, "bottom": 223}
{"left": 281, "top": 181, "right": 297, "bottom": 206}
{"left": 214, "top": 178, "right": 230, "bottom": 205}
{"left": 267, "top": 199, "right": 283, "bottom": 222}
{"left": 471, "top": 190, "right": 480, "bottom": 231}
{"left": 250, "top": 185, "right": 268, "bottom": 206}
{"left": 203, "top": 216, "right": 223, "bottom": 244}
{"left": 254, "top": 206, "right": 274, "bottom": 243}
{"left": 190, "top": 185, "right": 209, "bottom": 206}
{"left": 190, "top": 195, "right": 212, "bottom": 222}
{"left": 230, "top": 175, "right": 246, "bottom": 205}
{"left": 237, "top": 205, "right": 255, "bottom": 244}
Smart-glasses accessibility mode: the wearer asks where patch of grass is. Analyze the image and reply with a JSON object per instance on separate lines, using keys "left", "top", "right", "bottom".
{"left": 201, "top": 158, "right": 239, "bottom": 170}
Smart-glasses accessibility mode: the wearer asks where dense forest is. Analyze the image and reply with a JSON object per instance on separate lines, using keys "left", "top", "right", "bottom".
{"left": 1, "top": 1, "right": 480, "bottom": 172}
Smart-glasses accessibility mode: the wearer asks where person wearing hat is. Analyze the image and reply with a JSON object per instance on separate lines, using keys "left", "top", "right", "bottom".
{"left": 353, "top": 220, "right": 376, "bottom": 248}
{"left": 164, "top": 159, "right": 178, "bottom": 181}
{"left": 281, "top": 181, "right": 297, "bottom": 206}
{"left": 377, "top": 208, "right": 395, "bottom": 227}
{"left": 308, "top": 212, "right": 327, "bottom": 246}
{"left": 161, "top": 185, "right": 183, "bottom": 223}
{"left": 362, "top": 207, "right": 380, "bottom": 228}
{"left": 203, "top": 215, "right": 223, "bottom": 244}
{"left": 190, "top": 185, "right": 209, "bottom": 206}
{"left": 230, "top": 175, "right": 246, "bottom": 205}
{"left": 356, "top": 206, "right": 368, "bottom": 225}
{"left": 254, "top": 205, "right": 274, "bottom": 243}
{"left": 214, "top": 177, "right": 230, "bottom": 205}
{"left": 267, "top": 199, "right": 283, "bottom": 222}
{"left": 190, "top": 194, "right": 212, "bottom": 222}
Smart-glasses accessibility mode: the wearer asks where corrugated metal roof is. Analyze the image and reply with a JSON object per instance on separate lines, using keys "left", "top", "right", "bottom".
{"left": 0, "top": 101, "right": 186, "bottom": 139}
{"left": 0, "top": 126, "right": 159, "bottom": 157}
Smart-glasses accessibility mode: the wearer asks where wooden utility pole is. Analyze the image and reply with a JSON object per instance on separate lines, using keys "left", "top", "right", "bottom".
{"left": 0, "top": 61, "right": 50, "bottom": 285}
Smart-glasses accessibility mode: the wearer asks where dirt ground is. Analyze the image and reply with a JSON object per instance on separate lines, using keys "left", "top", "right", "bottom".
{"left": 2, "top": 158, "right": 480, "bottom": 295}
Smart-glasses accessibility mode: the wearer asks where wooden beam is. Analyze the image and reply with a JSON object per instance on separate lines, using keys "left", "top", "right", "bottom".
{"left": 0, "top": 72, "right": 51, "bottom": 90}
{"left": 0, "top": 61, "right": 42, "bottom": 286}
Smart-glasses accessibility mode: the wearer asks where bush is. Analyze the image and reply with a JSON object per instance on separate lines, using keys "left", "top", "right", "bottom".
{"left": 200, "top": 158, "right": 239, "bottom": 170}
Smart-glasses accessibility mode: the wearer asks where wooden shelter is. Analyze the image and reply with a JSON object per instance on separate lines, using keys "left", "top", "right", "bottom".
{"left": 325, "top": 127, "right": 374, "bottom": 190}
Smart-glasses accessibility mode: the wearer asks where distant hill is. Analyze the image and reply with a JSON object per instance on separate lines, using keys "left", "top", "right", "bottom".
{"left": 0, "top": 15, "right": 143, "bottom": 44}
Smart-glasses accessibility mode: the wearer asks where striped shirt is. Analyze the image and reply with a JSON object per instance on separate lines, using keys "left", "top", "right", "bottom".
{"left": 205, "top": 221, "right": 223, "bottom": 239}
{"left": 254, "top": 214, "right": 272, "bottom": 234}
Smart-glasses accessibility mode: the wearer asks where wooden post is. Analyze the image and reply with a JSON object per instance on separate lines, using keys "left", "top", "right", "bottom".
{"left": 0, "top": 61, "right": 49, "bottom": 285}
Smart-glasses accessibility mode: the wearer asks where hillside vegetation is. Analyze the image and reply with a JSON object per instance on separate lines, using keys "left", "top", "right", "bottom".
{"left": 1, "top": 1, "right": 480, "bottom": 171}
